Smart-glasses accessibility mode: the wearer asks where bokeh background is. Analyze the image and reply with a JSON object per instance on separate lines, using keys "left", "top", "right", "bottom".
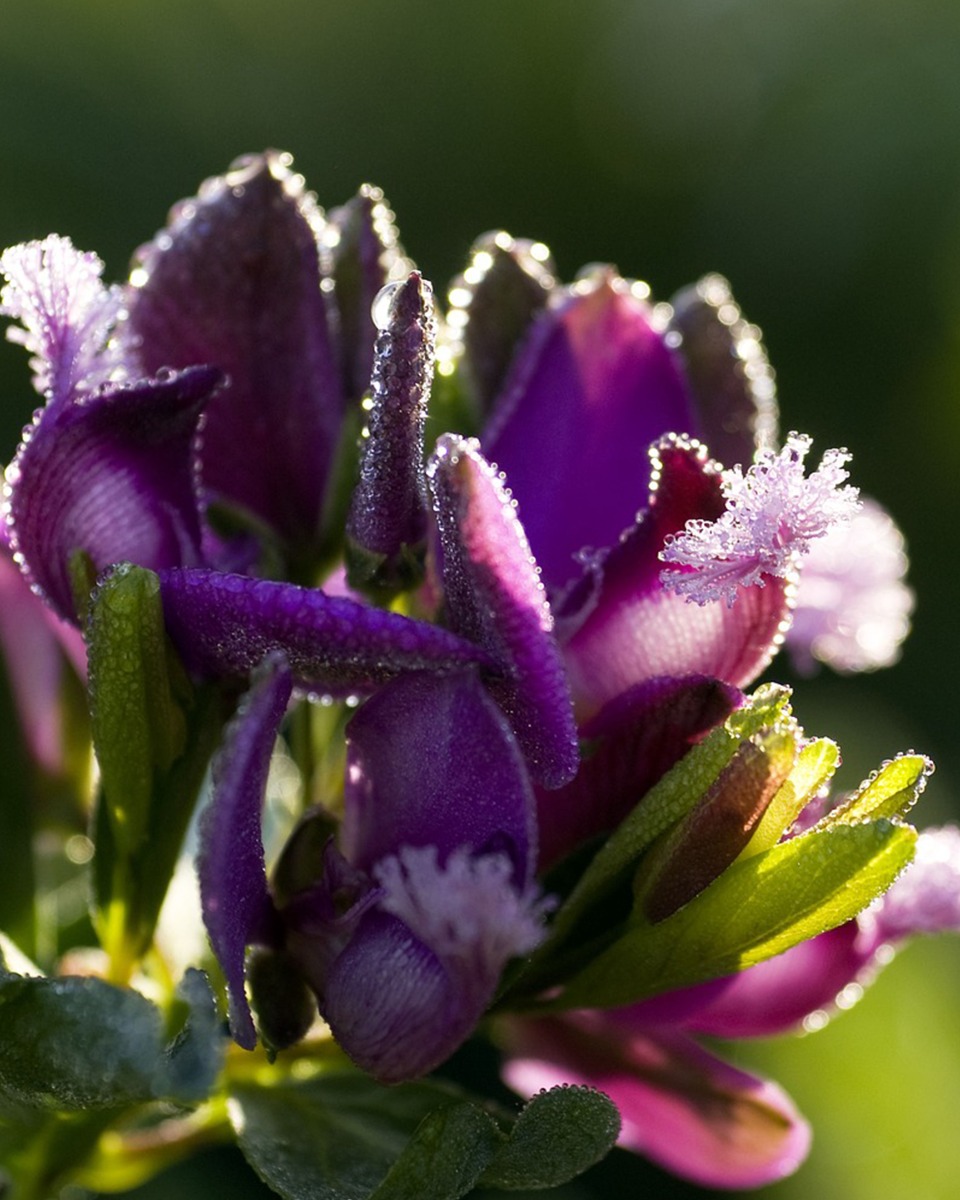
{"left": 2, "top": 1, "right": 960, "bottom": 1196}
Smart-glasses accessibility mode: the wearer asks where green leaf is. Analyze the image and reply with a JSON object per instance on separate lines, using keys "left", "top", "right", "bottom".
{"left": 230, "top": 1072, "right": 476, "bottom": 1200}
{"left": 0, "top": 969, "right": 165, "bottom": 1110}
{"left": 559, "top": 819, "right": 916, "bottom": 1009}
{"left": 370, "top": 1103, "right": 502, "bottom": 1200}
{"left": 163, "top": 969, "right": 226, "bottom": 1104}
{"left": 740, "top": 736, "right": 840, "bottom": 858}
{"left": 478, "top": 1085, "right": 620, "bottom": 1191}
{"left": 821, "top": 753, "right": 933, "bottom": 827}
{"left": 517, "top": 685, "right": 795, "bottom": 979}
{"left": 87, "top": 563, "right": 187, "bottom": 856}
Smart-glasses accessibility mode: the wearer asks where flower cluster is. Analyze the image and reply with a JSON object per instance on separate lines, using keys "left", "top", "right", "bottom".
{"left": 0, "top": 151, "right": 951, "bottom": 1195}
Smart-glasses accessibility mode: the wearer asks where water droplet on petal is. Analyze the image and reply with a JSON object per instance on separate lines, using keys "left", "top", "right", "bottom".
{"left": 371, "top": 281, "right": 402, "bottom": 331}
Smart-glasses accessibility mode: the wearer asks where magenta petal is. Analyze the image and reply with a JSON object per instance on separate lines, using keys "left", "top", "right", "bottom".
{"left": 7, "top": 366, "right": 219, "bottom": 622}
{"left": 199, "top": 655, "right": 292, "bottom": 1049}
{"left": 561, "top": 438, "right": 791, "bottom": 721}
{"left": 537, "top": 675, "right": 742, "bottom": 870}
{"left": 127, "top": 152, "right": 343, "bottom": 557}
{"left": 428, "top": 435, "right": 578, "bottom": 788}
{"left": 0, "top": 546, "right": 86, "bottom": 773}
{"left": 341, "top": 669, "right": 536, "bottom": 881}
{"left": 323, "top": 910, "right": 467, "bottom": 1083}
{"left": 158, "top": 568, "right": 493, "bottom": 696}
{"left": 503, "top": 1017, "right": 810, "bottom": 1190}
{"left": 681, "top": 923, "right": 869, "bottom": 1039}
{"left": 482, "top": 275, "right": 697, "bottom": 591}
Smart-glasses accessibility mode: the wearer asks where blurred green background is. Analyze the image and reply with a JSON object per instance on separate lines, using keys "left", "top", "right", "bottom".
{"left": 2, "top": 1, "right": 959, "bottom": 1196}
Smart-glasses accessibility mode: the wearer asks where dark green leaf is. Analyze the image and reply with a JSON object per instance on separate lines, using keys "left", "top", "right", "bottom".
{"left": 230, "top": 1072, "right": 472, "bottom": 1200}
{"left": 479, "top": 1085, "right": 620, "bottom": 1191}
{"left": 0, "top": 969, "right": 164, "bottom": 1110}
{"left": 163, "top": 968, "right": 226, "bottom": 1104}
{"left": 370, "top": 1103, "right": 502, "bottom": 1200}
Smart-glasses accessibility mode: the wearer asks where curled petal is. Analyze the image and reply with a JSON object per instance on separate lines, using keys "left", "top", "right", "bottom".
{"left": 561, "top": 438, "right": 791, "bottom": 721}
{"left": 127, "top": 151, "right": 343, "bottom": 558}
{"left": 342, "top": 669, "right": 537, "bottom": 879}
{"left": 158, "top": 568, "right": 493, "bottom": 696}
{"left": 502, "top": 1016, "right": 811, "bottom": 1190}
{"left": 482, "top": 273, "right": 697, "bottom": 591}
{"left": 323, "top": 911, "right": 466, "bottom": 1082}
{"left": 199, "top": 655, "right": 292, "bottom": 1049}
{"left": 428, "top": 434, "right": 578, "bottom": 788}
{"left": 7, "top": 366, "right": 219, "bottom": 621}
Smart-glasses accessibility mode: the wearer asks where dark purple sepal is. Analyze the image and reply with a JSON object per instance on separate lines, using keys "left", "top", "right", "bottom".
{"left": 449, "top": 231, "right": 555, "bottom": 421}
{"left": 427, "top": 435, "right": 579, "bottom": 789}
{"left": 126, "top": 152, "right": 343, "bottom": 561}
{"left": 345, "top": 272, "right": 434, "bottom": 597}
{"left": 667, "top": 275, "right": 777, "bottom": 470}
{"left": 327, "top": 185, "right": 408, "bottom": 401}
{"left": 481, "top": 273, "right": 698, "bottom": 591}
{"left": 341, "top": 668, "right": 536, "bottom": 881}
{"left": 7, "top": 365, "right": 219, "bottom": 622}
{"left": 198, "top": 654, "right": 292, "bottom": 1049}
{"left": 561, "top": 437, "right": 792, "bottom": 721}
{"left": 322, "top": 909, "right": 469, "bottom": 1083}
{"left": 537, "top": 676, "right": 742, "bottom": 871}
{"left": 158, "top": 568, "right": 494, "bottom": 696}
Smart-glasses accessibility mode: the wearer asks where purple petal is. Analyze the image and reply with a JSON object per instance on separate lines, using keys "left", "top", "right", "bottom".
{"left": 448, "top": 230, "right": 555, "bottom": 420}
{"left": 199, "top": 655, "right": 292, "bottom": 1049}
{"left": 323, "top": 910, "right": 467, "bottom": 1082}
{"left": 560, "top": 438, "right": 792, "bottom": 721}
{"left": 341, "top": 668, "right": 537, "bottom": 880}
{"left": 7, "top": 366, "right": 219, "bottom": 621}
{"left": 427, "top": 434, "right": 579, "bottom": 788}
{"left": 345, "top": 272, "right": 433, "bottom": 594}
{"left": 481, "top": 272, "right": 697, "bottom": 591}
{"left": 502, "top": 1016, "right": 811, "bottom": 1189}
{"left": 127, "top": 152, "right": 343, "bottom": 558}
{"left": 859, "top": 825, "right": 960, "bottom": 948}
{"left": 327, "top": 184, "right": 409, "bottom": 400}
{"left": 537, "top": 675, "right": 742, "bottom": 870}
{"left": 158, "top": 568, "right": 493, "bottom": 696}
{"left": 667, "top": 274, "right": 777, "bottom": 470}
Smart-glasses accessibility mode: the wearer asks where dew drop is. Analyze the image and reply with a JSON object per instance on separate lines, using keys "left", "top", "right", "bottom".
{"left": 371, "top": 281, "right": 402, "bottom": 331}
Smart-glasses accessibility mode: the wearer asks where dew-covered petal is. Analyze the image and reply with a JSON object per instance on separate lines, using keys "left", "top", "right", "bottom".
{"left": 199, "top": 654, "right": 292, "bottom": 1049}
{"left": 537, "top": 675, "right": 742, "bottom": 870}
{"left": 561, "top": 438, "right": 791, "bottom": 721}
{"left": 158, "top": 568, "right": 494, "bottom": 696}
{"left": 447, "top": 230, "right": 555, "bottom": 421}
{"left": 7, "top": 366, "right": 220, "bottom": 622}
{"left": 127, "top": 151, "right": 343, "bottom": 557}
{"left": 427, "top": 434, "right": 578, "bottom": 788}
{"left": 327, "top": 184, "right": 409, "bottom": 401}
{"left": 481, "top": 273, "right": 697, "bottom": 591}
{"left": 341, "top": 668, "right": 537, "bottom": 879}
{"left": 667, "top": 274, "right": 777, "bottom": 470}
{"left": 345, "top": 272, "right": 433, "bottom": 595}
{"left": 786, "top": 497, "right": 913, "bottom": 674}
{"left": 502, "top": 1017, "right": 810, "bottom": 1190}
